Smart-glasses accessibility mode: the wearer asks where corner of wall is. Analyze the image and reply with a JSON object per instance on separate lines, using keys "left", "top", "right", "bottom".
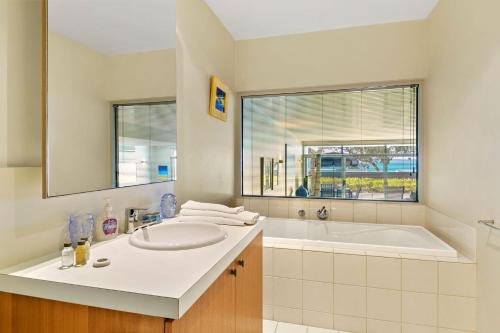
{"left": 176, "top": 0, "right": 237, "bottom": 206}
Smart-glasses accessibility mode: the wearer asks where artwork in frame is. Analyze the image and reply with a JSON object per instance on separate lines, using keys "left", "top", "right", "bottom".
{"left": 209, "top": 76, "right": 229, "bottom": 121}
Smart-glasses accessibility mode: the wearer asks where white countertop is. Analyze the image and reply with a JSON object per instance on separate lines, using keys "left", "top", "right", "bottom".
{"left": 0, "top": 220, "right": 263, "bottom": 319}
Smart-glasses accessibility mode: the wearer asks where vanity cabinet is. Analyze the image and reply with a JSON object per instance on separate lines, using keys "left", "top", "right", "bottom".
{"left": 168, "top": 232, "right": 263, "bottom": 333}
{"left": 0, "top": 233, "right": 263, "bottom": 333}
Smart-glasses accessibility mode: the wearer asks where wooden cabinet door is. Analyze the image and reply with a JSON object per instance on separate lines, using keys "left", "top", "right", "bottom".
{"left": 235, "top": 233, "right": 263, "bottom": 333}
{"left": 168, "top": 266, "right": 236, "bottom": 333}
{"left": 0, "top": 292, "right": 165, "bottom": 333}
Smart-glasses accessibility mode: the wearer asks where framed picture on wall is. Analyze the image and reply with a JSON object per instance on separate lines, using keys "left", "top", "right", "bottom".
{"left": 209, "top": 76, "right": 229, "bottom": 121}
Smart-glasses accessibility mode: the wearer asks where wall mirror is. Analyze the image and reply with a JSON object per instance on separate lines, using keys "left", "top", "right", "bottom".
{"left": 43, "top": 0, "right": 177, "bottom": 197}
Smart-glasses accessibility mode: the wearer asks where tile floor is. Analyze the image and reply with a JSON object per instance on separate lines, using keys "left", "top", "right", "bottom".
{"left": 264, "top": 320, "right": 351, "bottom": 333}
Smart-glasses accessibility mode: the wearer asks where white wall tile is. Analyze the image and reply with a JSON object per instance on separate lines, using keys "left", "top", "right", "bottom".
{"left": 426, "top": 208, "right": 476, "bottom": 260}
{"left": 367, "top": 288, "right": 401, "bottom": 322}
{"left": 334, "top": 284, "right": 367, "bottom": 317}
{"left": 288, "top": 199, "right": 309, "bottom": 220}
{"left": 273, "top": 277, "right": 302, "bottom": 308}
{"left": 249, "top": 198, "right": 269, "bottom": 216}
{"left": 308, "top": 327, "right": 337, "bottom": 333}
{"left": 376, "top": 203, "right": 402, "bottom": 224}
{"left": 334, "top": 314, "right": 367, "bottom": 333}
{"left": 303, "top": 280, "right": 334, "bottom": 313}
{"left": 264, "top": 305, "right": 274, "bottom": 320}
{"left": 274, "top": 306, "right": 303, "bottom": 325}
{"left": 438, "top": 262, "right": 476, "bottom": 297}
{"left": 402, "top": 204, "right": 426, "bottom": 226}
{"left": 263, "top": 238, "right": 468, "bottom": 332}
{"left": 307, "top": 326, "right": 336, "bottom": 333}
{"left": 264, "top": 276, "right": 273, "bottom": 305}
{"left": 243, "top": 197, "right": 251, "bottom": 210}
{"left": 402, "top": 291, "right": 437, "bottom": 326}
{"left": 367, "top": 256, "right": 401, "bottom": 290}
{"left": 234, "top": 197, "right": 244, "bottom": 207}
{"left": 264, "top": 247, "right": 273, "bottom": 276}
{"left": 438, "top": 295, "right": 476, "bottom": 331}
{"left": 438, "top": 329, "right": 475, "bottom": 333}
{"left": 273, "top": 248, "right": 302, "bottom": 279}
{"left": 354, "top": 202, "right": 377, "bottom": 223}
{"left": 268, "top": 199, "right": 290, "bottom": 218}
{"left": 331, "top": 200, "right": 354, "bottom": 222}
{"left": 402, "top": 259, "right": 438, "bottom": 293}
{"left": 367, "top": 319, "right": 401, "bottom": 333}
{"left": 275, "top": 322, "right": 308, "bottom": 333}
{"left": 334, "top": 254, "right": 366, "bottom": 286}
{"left": 403, "top": 323, "right": 437, "bottom": 333}
{"left": 303, "top": 310, "right": 334, "bottom": 329}
{"left": 303, "top": 250, "right": 334, "bottom": 283}
{"left": 308, "top": 200, "right": 332, "bottom": 220}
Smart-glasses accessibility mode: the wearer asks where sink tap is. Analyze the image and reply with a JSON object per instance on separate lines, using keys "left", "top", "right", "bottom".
{"left": 125, "top": 208, "right": 148, "bottom": 234}
{"left": 140, "top": 225, "right": 151, "bottom": 241}
{"left": 317, "top": 206, "right": 329, "bottom": 220}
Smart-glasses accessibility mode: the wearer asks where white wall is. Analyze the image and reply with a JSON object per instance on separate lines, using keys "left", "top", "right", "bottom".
{"left": 424, "top": 1, "right": 500, "bottom": 332}
{"left": 0, "top": 0, "right": 7, "bottom": 167}
{"left": 0, "top": 0, "right": 175, "bottom": 269}
{"left": 176, "top": 0, "right": 236, "bottom": 206}
{"left": 4, "top": 0, "right": 42, "bottom": 167}
{"left": 235, "top": 20, "right": 428, "bottom": 93}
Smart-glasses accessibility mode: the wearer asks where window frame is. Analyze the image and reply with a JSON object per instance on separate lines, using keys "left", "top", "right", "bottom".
{"left": 240, "top": 84, "right": 420, "bottom": 202}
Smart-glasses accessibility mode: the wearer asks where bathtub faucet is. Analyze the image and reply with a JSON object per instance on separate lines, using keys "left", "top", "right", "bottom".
{"left": 317, "top": 206, "right": 329, "bottom": 220}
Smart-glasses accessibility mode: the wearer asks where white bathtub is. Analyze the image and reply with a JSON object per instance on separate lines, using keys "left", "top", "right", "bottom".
{"left": 263, "top": 218, "right": 457, "bottom": 257}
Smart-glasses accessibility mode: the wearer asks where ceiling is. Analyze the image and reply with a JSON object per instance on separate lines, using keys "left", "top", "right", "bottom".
{"left": 204, "top": 0, "right": 439, "bottom": 40}
{"left": 48, "top": 0, "right": 176, "bottom": 55}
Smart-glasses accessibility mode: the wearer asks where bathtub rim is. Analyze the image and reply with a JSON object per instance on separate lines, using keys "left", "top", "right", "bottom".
{"left": 262, "top": 217, "right": 458, "bottom": 258}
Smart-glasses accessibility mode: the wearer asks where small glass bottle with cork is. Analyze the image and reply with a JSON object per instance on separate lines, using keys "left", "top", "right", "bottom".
{"left": 74, "top": 240, "right": 87, "bottom": 267}
{"left": 60, "top": 243, "right": 73, "bottom": 269}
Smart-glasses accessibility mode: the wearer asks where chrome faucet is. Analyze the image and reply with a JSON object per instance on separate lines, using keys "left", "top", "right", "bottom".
{"left": 317, "top": 206, "right": 329, "bottom": 220}
{"left": 125, "top": 208, "right": 148, "bottom": 234}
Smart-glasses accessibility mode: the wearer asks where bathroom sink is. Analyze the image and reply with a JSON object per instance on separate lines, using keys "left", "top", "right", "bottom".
{"left": 129, "top": 222, "right": 227, "bottom": 250}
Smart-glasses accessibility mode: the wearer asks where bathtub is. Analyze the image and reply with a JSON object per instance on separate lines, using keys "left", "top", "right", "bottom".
{"left": 263, "top": 218, "right": 457, "bottom": 257}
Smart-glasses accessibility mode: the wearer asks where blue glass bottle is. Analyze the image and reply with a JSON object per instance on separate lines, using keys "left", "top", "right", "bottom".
{"left": 68, "top": 213, "right": 95, "bottom": 248}
{"left": 160, "top": 193, "right": 176, "bottom": 219}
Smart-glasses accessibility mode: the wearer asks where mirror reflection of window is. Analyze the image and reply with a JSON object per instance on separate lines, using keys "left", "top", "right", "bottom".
{"left": 115, "top": 102, "right": 176, "bottom": 188}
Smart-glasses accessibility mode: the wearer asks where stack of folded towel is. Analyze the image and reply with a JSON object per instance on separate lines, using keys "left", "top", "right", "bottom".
{"left": 178, "top": 200, "right": 260, "bottom": 226}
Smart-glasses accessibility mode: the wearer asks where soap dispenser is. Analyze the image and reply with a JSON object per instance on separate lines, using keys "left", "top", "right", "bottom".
{"left": 95, "top": 198, "right": 118, "bottom": 242}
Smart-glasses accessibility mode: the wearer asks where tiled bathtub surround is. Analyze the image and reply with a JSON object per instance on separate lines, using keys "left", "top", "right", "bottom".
{"left": 263, "top": 242, "right": 477, "bottom": 333}
{"left": 426, "top": 207, "right": 476, "bottom": 260}
{"left": 237, "top": 197, "right": 476, "bottom": 261}
{"left": 239, "top": 198, "right": 426, "bottom": 226}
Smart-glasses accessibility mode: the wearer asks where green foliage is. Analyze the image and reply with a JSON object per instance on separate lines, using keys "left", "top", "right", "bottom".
{"left": 321, "top": 177, "right": 417, "bottom": 193}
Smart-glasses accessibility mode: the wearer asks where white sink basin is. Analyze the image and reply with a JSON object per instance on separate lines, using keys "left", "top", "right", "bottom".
{"left": 129, "top": 222, "right": 228, "bottom": 250}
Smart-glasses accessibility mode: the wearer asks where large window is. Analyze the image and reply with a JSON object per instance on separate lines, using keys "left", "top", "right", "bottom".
{"left": 241, "top": 85, "right": 418, "bottom": 201}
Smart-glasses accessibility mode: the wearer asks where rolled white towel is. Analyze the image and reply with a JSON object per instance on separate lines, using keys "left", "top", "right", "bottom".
{"left": 180, "top": 209, "right": 259, "bottom": 225}
{"left": 178, "top": 215, "right": 245, "bottom": 226}
{"left": 181, "top": 200, "right": 243, "bottom": 214}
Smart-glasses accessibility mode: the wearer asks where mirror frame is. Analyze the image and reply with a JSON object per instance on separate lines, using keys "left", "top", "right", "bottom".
{"left": 42, "top": 0, "right": 48, "bottom": 198}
